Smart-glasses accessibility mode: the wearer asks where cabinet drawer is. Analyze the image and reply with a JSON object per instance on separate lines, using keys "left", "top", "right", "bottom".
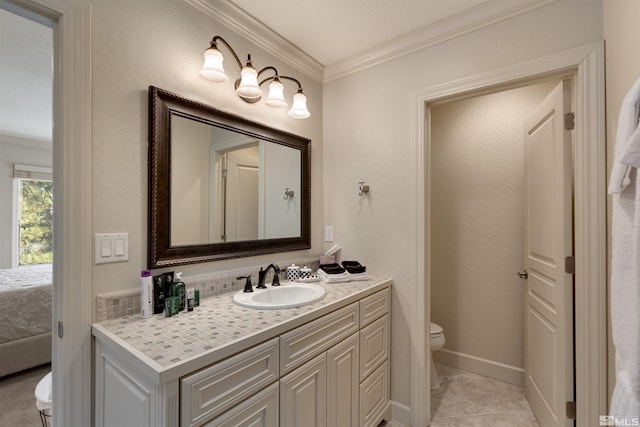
{"left": 359, "top": 360, "right": 390, "bottom": 427}
{"left": 205, "top": 382, "right": 279, "bottom": 427}
{"left": 359, "top": 314, "right": 389, "bottom": 381}
{"left": 181, "top": 338, "right": 279, "bottom": 427}
{"left": 280, "top": 302, "right": 359, "bottom": 374}
{"left": 359, "top": 288, "right": 389, "bottom": 327}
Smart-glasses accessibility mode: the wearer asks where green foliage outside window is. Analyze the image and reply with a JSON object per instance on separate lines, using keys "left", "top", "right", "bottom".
{"left": 19, "top": 179, "right": 53, "bottom": 266}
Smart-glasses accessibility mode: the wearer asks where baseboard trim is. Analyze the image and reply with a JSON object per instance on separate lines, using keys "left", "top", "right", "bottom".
{"left": 434, "top": 349, "right": 524, "bottom": 386}
{"left": 391, "top": 400, "right": 411, "bottom": 425}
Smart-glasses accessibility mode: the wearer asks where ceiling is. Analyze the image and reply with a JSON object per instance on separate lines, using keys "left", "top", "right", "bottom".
{"left": 0, "top": 0, "right": 551, "bottom": 143}
{"left": 229, "top": 0, "right": 488, "bottom": 66}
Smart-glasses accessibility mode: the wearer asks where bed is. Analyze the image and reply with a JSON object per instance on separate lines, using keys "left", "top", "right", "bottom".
{"left": 0, "top": 264, "right": 52, "bottom": 377}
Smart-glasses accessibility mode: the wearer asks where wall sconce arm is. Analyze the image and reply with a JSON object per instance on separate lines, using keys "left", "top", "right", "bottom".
{"left": 209, "top": 36, "right": 243, "bottom": 70}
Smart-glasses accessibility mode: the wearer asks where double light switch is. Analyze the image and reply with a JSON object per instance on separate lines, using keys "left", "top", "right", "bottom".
{"left": 95, "top": 233, "right": 129, "bottom": 264}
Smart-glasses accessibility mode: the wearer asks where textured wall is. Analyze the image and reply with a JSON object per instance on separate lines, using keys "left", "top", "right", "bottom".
{"left": 323, "top": 0, "right": 602, "bottom": 412}
{"left": 90, "top": 0, "right": 323, "bottom": 301}
{"left": 430, "top": 80, "right": 558, "bottom": 373}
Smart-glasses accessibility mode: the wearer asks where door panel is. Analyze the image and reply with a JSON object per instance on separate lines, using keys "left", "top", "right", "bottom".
{"left": 523, "top": 79, "right": 574, "bottom": 427}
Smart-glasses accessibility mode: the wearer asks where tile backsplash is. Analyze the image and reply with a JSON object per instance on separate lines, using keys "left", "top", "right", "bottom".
{"left": 96, "top": 258, "right": 320, "bottom": 322}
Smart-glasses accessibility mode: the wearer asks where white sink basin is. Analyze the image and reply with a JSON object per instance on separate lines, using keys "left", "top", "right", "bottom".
{"left": 233, "top": 283, "right": 326, "bottom": 310}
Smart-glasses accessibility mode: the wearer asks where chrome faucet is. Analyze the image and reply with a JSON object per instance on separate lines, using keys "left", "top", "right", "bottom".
{"left": 257, "top": 264, "right": 281, "bottom": 288}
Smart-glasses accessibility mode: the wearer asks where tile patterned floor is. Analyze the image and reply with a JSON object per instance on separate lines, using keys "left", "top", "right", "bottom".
{"left": 429, "top": 363, "right": 540, "bottom": 427}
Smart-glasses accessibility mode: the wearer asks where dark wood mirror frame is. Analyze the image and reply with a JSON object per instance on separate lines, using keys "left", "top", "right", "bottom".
{"left": 148, "top": 86, "right": 311, "bottom": 268}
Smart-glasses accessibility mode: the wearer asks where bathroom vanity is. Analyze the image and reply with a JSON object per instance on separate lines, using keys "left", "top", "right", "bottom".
{"left": 93, "top": 278, "right": 391, "bottom": 427}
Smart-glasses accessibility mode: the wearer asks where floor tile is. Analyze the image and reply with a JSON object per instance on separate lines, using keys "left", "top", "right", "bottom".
{"left": 431, "top": 363, "right": 539, "bottom": 427}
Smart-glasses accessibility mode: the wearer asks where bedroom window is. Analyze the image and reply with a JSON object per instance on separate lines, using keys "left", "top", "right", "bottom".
{"left": 13, "top": 164, "right": 53, "bottom": 266}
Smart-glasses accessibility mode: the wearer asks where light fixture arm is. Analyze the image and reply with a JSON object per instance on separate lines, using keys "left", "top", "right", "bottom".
{"left": 209, "top": 35, "right": 243, "bottom": 70}
{"left": 257, "top": 67, "right": 303, "bottom": 91}
{"left": 199, "top": 35, "right": 311, "bottom": 118}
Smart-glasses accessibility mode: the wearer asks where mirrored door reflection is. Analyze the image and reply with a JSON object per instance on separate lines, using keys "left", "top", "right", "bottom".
{"left": 170, "top": 114, "right": 302, "bottom": 247}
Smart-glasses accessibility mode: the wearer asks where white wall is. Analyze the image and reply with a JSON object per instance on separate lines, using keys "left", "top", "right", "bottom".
{"left": 603, "top": 0, "right": 640, "bottom": 405}
{"left": 430, "top": 80, "right": 558, "bottom": 381}
{"left": 0, "top": 137, "right": 52, "bottom": 269}
{"left": 90, "top": 0, "right": 323, "bottom": 303}
{"left": 323, "top": 0, "right": 602, "bottom": 413}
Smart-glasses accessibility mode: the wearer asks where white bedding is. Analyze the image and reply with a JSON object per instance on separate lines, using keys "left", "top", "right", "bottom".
{"left": 0, "top": 264, "right": 52, "bottom": 344}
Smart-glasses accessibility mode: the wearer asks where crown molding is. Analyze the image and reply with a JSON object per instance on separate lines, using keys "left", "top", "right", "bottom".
{"left": 186, "top": 0, "right": 557, "bottom": 84}
{"left": 323, "top": 0, "right": 558, "bottom": 82}
{"left": 185, "top": 0, "right": 324, "bottom": 83}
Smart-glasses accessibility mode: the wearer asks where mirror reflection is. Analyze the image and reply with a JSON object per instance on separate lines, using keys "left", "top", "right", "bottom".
{"left": 148, "top": 86, "right": 311, "bottom": 268}
{"left": 171, "top": 115, "right": 302, "bottom": 246}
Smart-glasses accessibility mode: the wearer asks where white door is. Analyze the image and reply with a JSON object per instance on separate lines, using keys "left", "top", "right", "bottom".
{"left": 224, "top": 145, "right": 259, "bottom": 241}
{"left": 523, "top": 80, "right": 574, "bottom": 427}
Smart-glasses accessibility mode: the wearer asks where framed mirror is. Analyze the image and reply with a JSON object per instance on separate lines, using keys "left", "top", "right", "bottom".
{"left": 148, "top": 86, "right": 311, "bottom": 268}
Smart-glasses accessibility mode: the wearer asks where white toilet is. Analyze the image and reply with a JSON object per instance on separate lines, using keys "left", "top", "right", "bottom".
{"left": 430, "top": 322, "right": 445, "bottom": 390}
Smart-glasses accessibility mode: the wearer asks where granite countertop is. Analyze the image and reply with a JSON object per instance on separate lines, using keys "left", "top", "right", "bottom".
{"left": 92, "top": 277, "right": 391, "bottom": 382}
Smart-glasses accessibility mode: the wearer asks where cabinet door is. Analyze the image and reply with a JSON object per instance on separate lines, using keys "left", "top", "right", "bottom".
{"left": 359, "top": 361, "right": 390, "bottom": 427}
{"left": 360, "top": 314, "right": 389, "bottom": 381}
{"left": 205, "top": 382, "right": 279, "bottom": 427}
{"left": 327, "top": 332, "right": 359, "bottom": 427}
{"left": 280, "top": 353, "right": 327, "bottom": 427}
{"left": 101, "top": 357, "right": 152, "bottom": 427}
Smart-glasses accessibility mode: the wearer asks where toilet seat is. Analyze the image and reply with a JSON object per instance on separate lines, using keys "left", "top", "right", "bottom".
{"left": 430, "top": 322, "right": 443, "bottom": 337}
{"left": 429, "top": 322, "right": 445, "bottom": 390}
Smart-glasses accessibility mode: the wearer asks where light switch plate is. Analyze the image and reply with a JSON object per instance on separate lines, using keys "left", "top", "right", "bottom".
{"left": 95, "top": 233, "right": 129, "bottom": 264}
{"left": 325, "top": 226, "right": 334, "bottom": 242}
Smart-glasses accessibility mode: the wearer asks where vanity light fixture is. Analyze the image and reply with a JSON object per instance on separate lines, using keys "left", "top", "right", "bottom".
{"left": 199, "top": 35, "right": 311, "bottom": 119}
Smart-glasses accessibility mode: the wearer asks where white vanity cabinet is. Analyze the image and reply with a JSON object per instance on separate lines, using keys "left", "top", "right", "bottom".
{"left": 93, "top": 280, "right": 391, "bottom": 427}
{"left": 279, "top": 289, "right": 391, "bottom": 427}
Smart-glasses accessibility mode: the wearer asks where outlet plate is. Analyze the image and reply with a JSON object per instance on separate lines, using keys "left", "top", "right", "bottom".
{"left": 325, "top": 226, "right": 334, "bottom": 242}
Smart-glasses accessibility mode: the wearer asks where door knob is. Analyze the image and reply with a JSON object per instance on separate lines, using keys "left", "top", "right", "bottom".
{"left": 517, "top": 269, "right": 529, "bottom": 279}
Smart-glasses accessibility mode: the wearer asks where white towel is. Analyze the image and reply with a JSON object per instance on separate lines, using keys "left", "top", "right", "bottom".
{"left": 610, "top": 77, "right": 640, "bottom": 194}
{"left": 317, "top": 270, "right": 351, "bottom": 283}
{"left": 610, "top": 77, "right": 640, "bottom": 419}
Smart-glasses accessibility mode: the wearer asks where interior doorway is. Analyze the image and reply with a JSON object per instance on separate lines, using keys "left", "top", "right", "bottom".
{"left": 409, "top": 43, "right": 606, "bottom": 427}
{"left": 2, "top": 1, "right": 93, "bottom": 426}
{"left": 428, "top": 78, "right": 574, "bottom": 425}
{"left": 0, "top": 1, "right": 54, "bottom": 424}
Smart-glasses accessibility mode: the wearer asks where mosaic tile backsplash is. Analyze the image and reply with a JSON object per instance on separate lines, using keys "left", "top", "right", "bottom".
{"left": 96, "top": 258, "right": 320, "bottom": 322}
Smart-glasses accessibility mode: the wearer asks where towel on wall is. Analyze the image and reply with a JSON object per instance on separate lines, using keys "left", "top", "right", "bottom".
{"left": 610, "top": 77, "right": 640, "bottom": 420}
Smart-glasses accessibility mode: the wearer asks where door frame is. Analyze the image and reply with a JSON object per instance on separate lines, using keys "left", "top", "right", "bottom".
{"left": 409, "top": 42, "right": 606, "bottom": 426}
{"left": 9, "top": 0, "right": 93, "bottom": 426}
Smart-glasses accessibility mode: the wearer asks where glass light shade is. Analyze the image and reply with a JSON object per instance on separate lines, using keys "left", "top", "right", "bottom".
{"left": 288, "top": 91, "right": 311, "bottom": 119}
{"left": 264, "top": 79, "right": 287, "bottom": 108}
{"left": 198, "top": 48, "right": 228, "bottom": 83}
{"left": 236, "top": 65, "right": 262, "bottom": 100}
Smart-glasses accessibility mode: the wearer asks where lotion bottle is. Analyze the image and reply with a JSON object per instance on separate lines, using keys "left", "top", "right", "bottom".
{"left": 187, "top": 286, "right": 195, "bottom": 311}
{"left": 140, "top": 270, "right": 153, "bottom": 318}
{"left": 173, "top": 272, "right": 186, "bottom": 311}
